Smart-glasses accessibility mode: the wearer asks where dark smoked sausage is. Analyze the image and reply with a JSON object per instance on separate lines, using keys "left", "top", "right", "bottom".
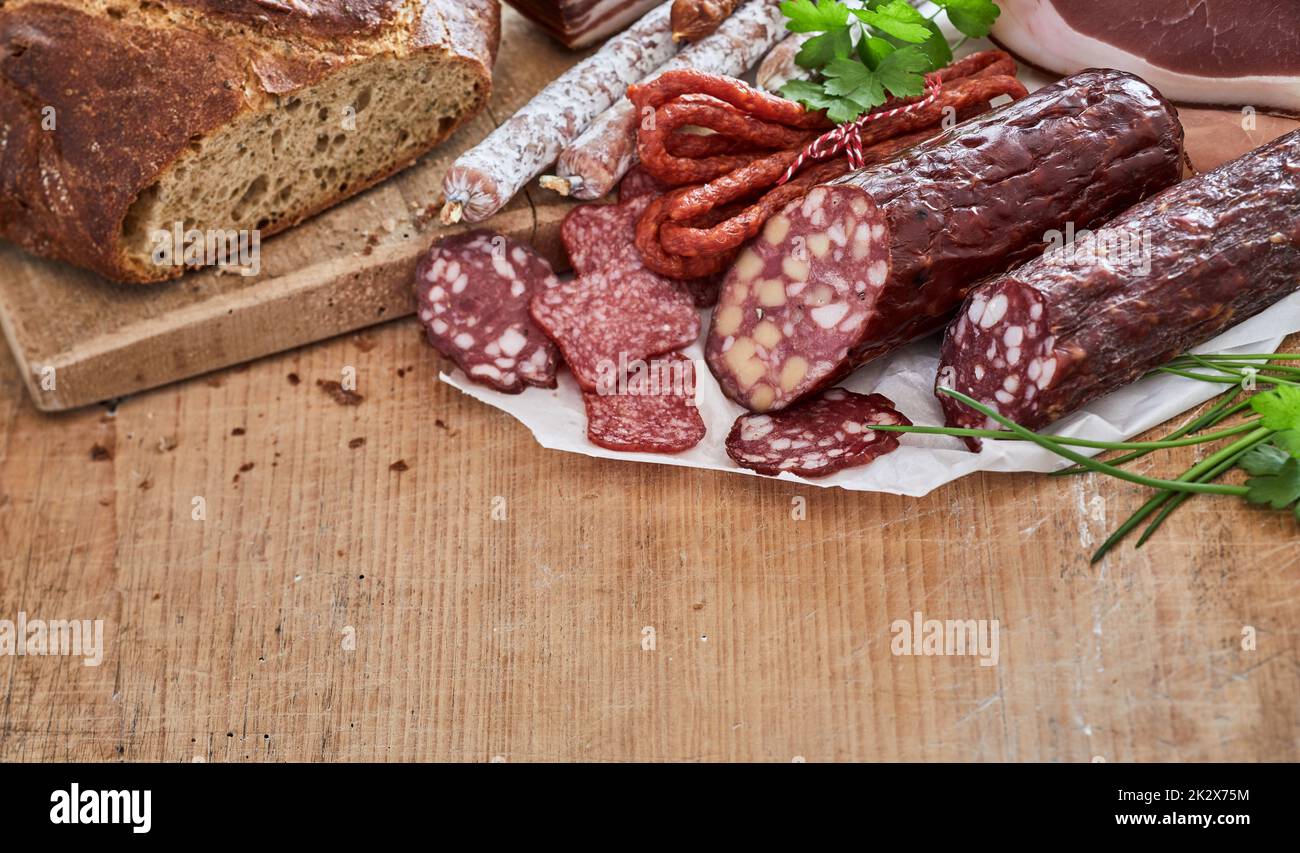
{"left": 705, "top": 69, "right": 1186, "bottom": 412}
{"left": 937, "top": 128, "right": 1300, "bottom": 445}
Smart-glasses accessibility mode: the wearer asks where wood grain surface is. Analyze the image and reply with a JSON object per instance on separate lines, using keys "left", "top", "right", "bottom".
{"left": 1, "top": 319, "right": 1296, "bottom": 762}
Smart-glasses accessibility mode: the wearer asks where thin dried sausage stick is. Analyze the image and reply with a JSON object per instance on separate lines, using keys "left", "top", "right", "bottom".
{"left": 440, "top": 2, "right": 677, "bottom": 224}
{"left": 638, "top": 96, "right": 816, "bottom": 184}
{"left": 629, "top": 68, "right": 833, "bottom": 129}
{"left": 544, "top": 0, "right": 787, "bottom": 200}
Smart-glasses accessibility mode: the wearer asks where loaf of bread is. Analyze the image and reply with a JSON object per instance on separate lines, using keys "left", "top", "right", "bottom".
{"left": 0, "top": 0, "right": 500, "bottom": 283}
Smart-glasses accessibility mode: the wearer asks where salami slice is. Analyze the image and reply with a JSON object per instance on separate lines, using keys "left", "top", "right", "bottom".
{"left": 937, "top": 127, "right": 1300, "bottom": 447}
{"left": 561, "top": 187, "right": 722, "bottom": 306}
{"left": 707, "top": 187, "right": 893, "bottom": 413}
{"left": 618, "top": 164, "right": 667, "bottom": 202}
{"left": 440, "top": 2, "right": 678, "bottom": 224}
{"left": 584, "top": 352, "right": 706, "bottom": 452}
{"left": 706, "top": 69, "right": 1186, "bottom": 412}
{"left": 415, "top": 230, "right": 560, "bottom": 393}
{"left": 725, "top": 389, "right": 910, "bottom": 477}
{"left": 529, "top": 265, "right": 700, "bottom": 390}
{"left": 545, "top": 0, "right": 787, "bottom": 201}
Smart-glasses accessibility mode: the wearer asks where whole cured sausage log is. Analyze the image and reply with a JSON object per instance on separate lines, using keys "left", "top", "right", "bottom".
{"left": 440, "top": 2, "right": 677, "bottom": 224}
{"left": 706, "top": 69, "right": 1186, "bottom": 413}
{"left": 937, "top": 128, "right": 1300, "bottom": 445}
{"left": 543, "top": 0, "right": 786, "bottom": 200}
{"left": 756, "top": 32, "right": 813, "bottom": 94}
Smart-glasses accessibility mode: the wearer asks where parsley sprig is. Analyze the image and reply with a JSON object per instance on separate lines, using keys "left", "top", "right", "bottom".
{"left": 870, "top": 353, "right": 1300, "bottom": 561}
{"left": 779, "top": 0, "right": 1001, "bottom": 123}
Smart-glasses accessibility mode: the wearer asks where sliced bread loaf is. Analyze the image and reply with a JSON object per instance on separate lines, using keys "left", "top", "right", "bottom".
{"left": 0, "top": 0, "right": 500, "bottom": 283}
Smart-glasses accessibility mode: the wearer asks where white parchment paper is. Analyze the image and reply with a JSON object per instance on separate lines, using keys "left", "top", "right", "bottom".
{"left": 443, "top": 292, "right": 1300, "bottom": 497}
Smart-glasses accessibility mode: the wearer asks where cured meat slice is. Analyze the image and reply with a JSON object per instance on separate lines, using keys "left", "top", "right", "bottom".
{"left": 583, "top": 352, "right": 706, "bottom": 452}
{"left": 937, "top": 128, "right": 1300, "bottom": 447}
{"left": 707, "top": 186, "right": 892, "bottom": 413}
{"left": 671, "top": 0, "right": 743, "bottom": 43}
{"left": 504, "top": 1, "right": 664, "bottom": 49}
{"left": 991, "top": 0, "right": 1300, "bottom": 113}
{"left": 545, "top": 0, "right": 787, "bottom": 201}
{"left": 560, "top": 187, "right": 721, "bottom": 306}
{"left": 440, "top": 2, "right": 678, "bottom": 224}
{"left": 530, "top": 265, "right": 700, "bottom": 390}
{"left": 415, "top": 230, "right": 560, "bottom": 393}
{"left": 725, "top": 389, "right": 910, "bottom": 477}
{"left": 617, "top": 164, "right": 667, "bottom": 202}
{"left": 706, "top": 69, "right": 1186, "bottom": 412}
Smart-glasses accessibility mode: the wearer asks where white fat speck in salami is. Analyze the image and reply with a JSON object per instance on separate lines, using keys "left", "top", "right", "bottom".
{"left": 705, "top": 186, "right": 890, "bottom": 412}
{"left": 414, "top": 230, "right": 559, "bottom": 394}
{"left": 583, "top": 352, "right": 705, "bottom": 453}
{"left": 529, "top": 262, "right": 700, "bottom": 391}
{"left": 725, "top": 388, "right": 910, "bottom": 477}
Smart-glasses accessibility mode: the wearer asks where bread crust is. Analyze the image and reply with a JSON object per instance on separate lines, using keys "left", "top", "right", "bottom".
{"left": 0, "top": 0, "right": 500, "bottom": 283}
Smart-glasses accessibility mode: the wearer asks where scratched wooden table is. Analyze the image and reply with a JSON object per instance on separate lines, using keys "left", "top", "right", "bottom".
{"left": 1, "top": 315, "right": 1296, "bottom": 762}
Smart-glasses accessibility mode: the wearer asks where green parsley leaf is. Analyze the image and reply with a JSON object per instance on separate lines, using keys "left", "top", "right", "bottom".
{"left": 852, "top": 1, "right": 931, "bottom": 43}
{"left": 935, "top": 0, "right": 1001, "bottom": 39}
{"left": 1245, "top": 457, "right": 1300, "bottom": 510}
{"left": 1274, "top": 429, "right": 1300, "bottom": 457}
{"left": 1238, "top": 443, "right": 1290, "bottom": 477}
{"left": 795, "top": 28, "right": 854, "bottom": 69}
{"left": 780, "top": 79, "right": 840, "bottom": 112}
{"left": 914, "top": 19, "right": 954, "bottom": 69}
{"left": 857, "top": 35, "right": 895, "bottom": 70}
{"left": 875, "top": 45, "right": 930, "bottom": 98}
{"left": 1249, "top": 384, "right": 1300, "bottom": 432}
{"left": 780, "top": 0, "right": 851, "bottom": 33}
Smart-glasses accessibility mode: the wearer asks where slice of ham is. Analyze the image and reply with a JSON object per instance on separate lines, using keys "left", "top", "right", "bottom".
{"left": 992, "top": 0, "right": 1300, "bottom": 113}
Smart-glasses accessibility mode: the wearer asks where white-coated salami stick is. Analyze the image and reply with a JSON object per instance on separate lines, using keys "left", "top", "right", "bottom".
{"left": 539, "top": 0, "right": 786, "bottom": 201}
{"left": 756, "top": 32, "right": 813, "bottom": 94}
{"left": 440, "top": 1, "right": 678, "bottom": 225}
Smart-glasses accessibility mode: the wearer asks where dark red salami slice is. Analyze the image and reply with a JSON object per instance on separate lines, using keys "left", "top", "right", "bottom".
{"left": 618, "top": 165, "right": 667, "bottom": 203}
{"left": 561, "top": 190, "right": 721, "bottom": 306}
{"left": 415, "top": 230, "right": 560, "bottom": 393}
{"left": 725, "top": 388, "right": 910, "bottom": 477}
{"left": 706, "top": 69, "right": 1186, "bottom": 413}
{"left": 938, "top": 128, "right": 1300, "bottom": 448}
{"left": 583, "top": 353, "right": 706, "bottom": 453}
{"left": 529, "top": 265, "right": 700, "bottom": 390}
{"left": 706, "top": 186, "right": 893, "bottom": 413}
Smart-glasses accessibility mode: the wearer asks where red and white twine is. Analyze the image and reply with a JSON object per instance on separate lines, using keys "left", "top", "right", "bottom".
{"left": 778, "top": 74, "right": 943, "bottom": 185}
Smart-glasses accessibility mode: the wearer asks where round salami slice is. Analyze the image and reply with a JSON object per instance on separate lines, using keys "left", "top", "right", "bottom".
{"left": 725, "top": 388, "right": 910, "bottom": 477}
{"left": 583, "top": 353, "right": 706, "bottom": 453}
{"left": 618, "top": 164, "right": 667, "bottom": 203}
{"left": 415, "top": 230, "right": 560, "bottom": 394}
{"left": 706, "top": 186, "right": 892, "bottom": 413}
{"left": 561, "top": 191, "right": 722, "bottom": 306}
{"left": 529, "top": 265, "right": 700, "bottom": 390}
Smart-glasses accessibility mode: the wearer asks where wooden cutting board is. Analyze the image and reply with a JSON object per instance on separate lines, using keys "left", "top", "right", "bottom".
{"left": 1, "top": 12, "right": 1295, "bottom": 411}
{"left": 0, "top": 9, "right": 587, "bottom": 412}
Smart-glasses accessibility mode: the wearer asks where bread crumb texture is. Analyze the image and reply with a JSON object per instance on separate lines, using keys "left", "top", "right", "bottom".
{"left": 0, "top": 0, "right": 500, "bottom": 282}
